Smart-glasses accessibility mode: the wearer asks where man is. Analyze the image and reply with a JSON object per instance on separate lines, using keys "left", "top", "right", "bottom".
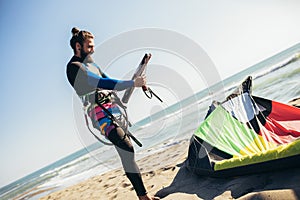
{"left": 66, "top": 27, "right": 160, "bottom": 200}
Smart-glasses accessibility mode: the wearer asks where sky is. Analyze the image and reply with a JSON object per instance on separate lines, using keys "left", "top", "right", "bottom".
{"left": 1, "top": 0, "right": 300, "bottom": 188}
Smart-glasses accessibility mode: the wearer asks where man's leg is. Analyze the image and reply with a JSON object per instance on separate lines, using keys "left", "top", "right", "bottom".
{"left": 108, "top": 127, "right": 147, "bottom": 196}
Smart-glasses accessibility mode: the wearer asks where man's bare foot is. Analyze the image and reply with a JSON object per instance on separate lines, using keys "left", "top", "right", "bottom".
{"left": 138, "top": 194, "right": 160, "bottom": 200}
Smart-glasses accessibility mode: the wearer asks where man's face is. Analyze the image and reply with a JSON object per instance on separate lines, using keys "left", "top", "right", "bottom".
{"left": 80, "top": 38, "right": 95, "bottom": 59}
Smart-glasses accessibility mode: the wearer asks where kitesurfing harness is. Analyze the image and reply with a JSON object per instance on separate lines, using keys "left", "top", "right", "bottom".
{"left": 82, "top": 90, "right": 142, "bottom": 147}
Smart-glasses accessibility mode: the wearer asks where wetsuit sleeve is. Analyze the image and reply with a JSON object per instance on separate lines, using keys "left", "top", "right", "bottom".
{"left": 87, "top": 70, "right": 134, "bottom": 91}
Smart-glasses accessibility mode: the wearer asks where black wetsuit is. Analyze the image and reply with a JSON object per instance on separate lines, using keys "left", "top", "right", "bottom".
{"left": 66, "top": 56, "right": 147, "bottom": 196}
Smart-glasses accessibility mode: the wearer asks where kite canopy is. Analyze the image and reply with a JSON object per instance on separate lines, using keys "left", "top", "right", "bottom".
{"left": 187, "top": 76, "right": 300, "bottom": 177}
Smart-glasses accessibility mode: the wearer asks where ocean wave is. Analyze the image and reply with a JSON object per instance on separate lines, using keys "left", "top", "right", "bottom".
{"left": 253, "top": 53, "right": 300, "bottom": 80}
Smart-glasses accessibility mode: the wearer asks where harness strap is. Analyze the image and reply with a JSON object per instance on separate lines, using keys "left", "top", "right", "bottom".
{"left": 96, "top": 93, "right": 142, "bottom": 147}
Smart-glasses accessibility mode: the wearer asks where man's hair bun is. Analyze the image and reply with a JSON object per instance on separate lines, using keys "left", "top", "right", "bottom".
{"left": 71, "top": 27, "right": 80, "bottom": 36}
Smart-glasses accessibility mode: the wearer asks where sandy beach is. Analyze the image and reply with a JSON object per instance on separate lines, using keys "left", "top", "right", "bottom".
{"left": 39, "top": 99, "right": 300, "bottom": 200}
{"left": 39, "top": 142, "right": 300, "bottom": 200}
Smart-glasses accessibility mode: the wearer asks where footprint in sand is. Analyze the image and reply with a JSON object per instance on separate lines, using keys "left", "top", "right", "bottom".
{"left": 103, "top": 184, "right": 111, "bottom": 189}
{"left": 122, "top": 182, "right": 131, "bottom": 188}
{"left": 145, "top": 171, "right": 156, "bottom": 177}
{"left": 163, "top": 166, "right": 176, "bottom": 171}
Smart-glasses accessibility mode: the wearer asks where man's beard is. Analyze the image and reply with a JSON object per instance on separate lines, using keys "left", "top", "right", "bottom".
{"left": 80, "top": 49, "right": 89, "bottom": 60}
{"left": 81, "top": 49, "right": 94, "bottom": 63}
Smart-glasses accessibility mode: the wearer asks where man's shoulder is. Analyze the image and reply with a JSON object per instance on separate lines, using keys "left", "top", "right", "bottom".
{"left": 67, "top": 57, "right": 85, "bottom": 74}
{"left": 67, "top": 56, "right": 82, "bottom": 67}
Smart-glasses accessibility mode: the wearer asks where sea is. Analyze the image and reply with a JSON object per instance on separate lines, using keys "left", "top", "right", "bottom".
{"left": 1, "top": 43, "right": 300, "bottom": 200}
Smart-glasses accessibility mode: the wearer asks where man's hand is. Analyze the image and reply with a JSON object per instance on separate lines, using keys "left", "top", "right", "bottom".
{"left": 134, "top": 75, "right": 146, "bottom": 87}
